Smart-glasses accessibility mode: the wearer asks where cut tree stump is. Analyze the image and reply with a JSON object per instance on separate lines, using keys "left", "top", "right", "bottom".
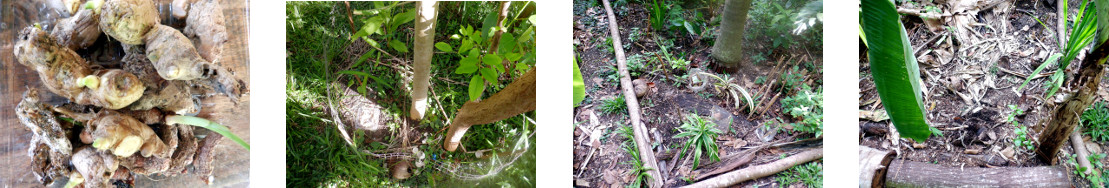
{"left": 1036, "top": 41, "right": 1109, "bottom": 164}
{"left": 859, "top": 146, "right": 893, "bottom": 188}
{"left": 885, "top": 160, "right": 1071, "bottom": 188}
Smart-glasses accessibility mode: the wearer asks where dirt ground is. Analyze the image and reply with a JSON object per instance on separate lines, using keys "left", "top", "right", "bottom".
{"left": 859, "top": 0, "right": 1109, "bottom": 187}
{"left": 572, "top": 2, "right": 823, "bottom": 187}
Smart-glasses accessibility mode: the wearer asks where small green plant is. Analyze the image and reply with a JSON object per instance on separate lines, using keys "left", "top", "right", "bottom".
{"left": 754, "top": 76, "right": 768, "bottom": 85}
{"left": 1008, "top": 105, "right": 1033, "bottom": 151}
{"left": 779, "top": 66, "right": 805, "bottom": 93}
{"left": 617, "top": 125, "right": 653, "bottom": 188}
{"left": 1069, "top": 153, "right": 1109, "bottom": 186}
{"left": 1082, "top": 101, "right": 1109, "bottom": 142}
{"left": 444, "top": 5, "right": 537, "bottom": 101}
{"left": 780, "top": 85, "right": 822, "bottom": 137}
{"left": 775, "top": 162, "right": 823, "bottom": 188}
{"left": 1018, "top": 1, "right": 1099, "bottom": 98}
{"left": 673, "top": 113, "right": 722, "bottom": 170}
{"left": 598, "top": 95, "right": 628, "bottom": 116}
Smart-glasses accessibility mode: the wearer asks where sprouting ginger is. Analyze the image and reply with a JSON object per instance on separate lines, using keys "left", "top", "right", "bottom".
{"left": 15, "top": 26, "right": 146, "bottom": 109}
{"left": 82, "top": 110, "right": 168, "bottom": 158}
{"left": 99, "top": 0, "right": 159, "bottom": 45}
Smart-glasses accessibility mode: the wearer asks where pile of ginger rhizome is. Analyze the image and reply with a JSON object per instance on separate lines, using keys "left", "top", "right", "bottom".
{"left": 11, "top": 0, "right": 248, "bottom": 187}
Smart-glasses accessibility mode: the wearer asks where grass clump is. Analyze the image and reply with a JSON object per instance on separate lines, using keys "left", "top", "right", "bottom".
{"left": 598, "top": 95, "right": 628, "bottom": 116}
{"left": 673, "top": 113, "right": 722, "bottom": 170}
{"left": 775, "top": 161, "right": 823, "bottom": 188}
{"left": 781, "top": 85, "right": 822, "bottom": 137}
{"left": 1082, "top": 101, "right": 1109, "bottom": 142}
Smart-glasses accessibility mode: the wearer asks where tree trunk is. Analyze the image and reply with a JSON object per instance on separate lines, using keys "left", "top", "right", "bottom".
{"left": 711, "top": 0, "right": 753, "bottom": 68}
{"left": 410, "top": 1, "right": 438, "bottom": 120}
{"left": 885, "top": 160, "right": 1071, "bottom": 187}
{"left": 1036, "top": 42, "right": 1109, "bottom": 164}
{"left": 601, "top": 0, "right": 663, "bottom": 187}
{"left": 859, "top": 146, "right": 894, "bottom": 188}
{"left": 443, "top": 69, "right": 535, "bottom": 152}
{"left": 683, "top": 148, "right": 823, "bottom": 188}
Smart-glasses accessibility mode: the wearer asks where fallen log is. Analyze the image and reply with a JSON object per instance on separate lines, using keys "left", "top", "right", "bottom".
{"left": 683, "top": 148, "right": 822, "bottom": 188}
{"left": 600, "top": 0, "right": 663, "bottom": 187}
{"left": 885, "top": 160, "right": 1071, "bottom": 188}
{"left": 859, "top": 146, "right": 894, "bottom": 188}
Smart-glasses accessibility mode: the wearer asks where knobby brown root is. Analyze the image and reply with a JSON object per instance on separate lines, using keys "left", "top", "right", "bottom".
{"left": 122, "top": 43, "right": 202, "bottom": 115}
{"left": 51, "top": 8, "right": 101, "bottom": 50}
{"left": 72, "top": 146, "right": 120, "bottom": 188}
{"left": 183, "top": 0, "right": 227, "bottom": 64}
{"left": 193, "top": 132, "right": 223, "bottom": 184}
{"left": 15, "top": 26, "right": 145, "bottom": 109}
{"left": 166, "top": 124, "right": 199, "bottom": 175}
{"left": 17, "top": 88, "right": 74, "bottom": 156}
{"left": 99, "top": 0, "right": 159, "bottom": 45}
{"left": 144, "top": 24, "right": 211, "bottom": 80}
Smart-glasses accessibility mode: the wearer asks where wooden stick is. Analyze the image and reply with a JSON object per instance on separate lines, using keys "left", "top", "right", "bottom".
{"left": 886, "top": 160, "right": 1071, "bottom": 187}
{"left": 1070, "top": 129, "right": 1102, "bottom": 188}
{"left": 600, "top": 0, "right": 662, "bottom": 187}
{"left": 682, "top": 148, "right": 822, "bottom": 188}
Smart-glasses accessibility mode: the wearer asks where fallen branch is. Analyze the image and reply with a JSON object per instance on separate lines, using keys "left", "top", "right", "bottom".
{"left": 886, "top": 160, "right": 1070, "bottom": 187}
{"left": 693, "top": 144, "right": 766, "bottom": 181}
{"left": 600, "top": 0, "right": 662, "bottom": 187}
{"left": 683, "top": 148, "right": 822, "bottom": 188}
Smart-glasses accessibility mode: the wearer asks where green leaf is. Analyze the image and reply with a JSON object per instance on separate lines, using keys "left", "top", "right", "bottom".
{"left": 482, "top": 11, "right": 499, "bottom": 40}
{"left": 353, "top": 51, "right": 374, "bottom": 68}
{"left": 528, "top": 15, "right": 536, "bottom": 24}
{"left": 573, "top": 54, "right": 586, "bottom": 107}
{"left": 166, "top": 116, "right": 250, "bottom": 150}
{"left": 393, "top": 10, "right": 416, "bottom": 26}
{"left": 862, "top": 0, "right": 931, "bottom": 142}
{"left": 481, "top": 67, "right": 497, "bottom": 84}
{"left": 435, "top": 42, "right": 453, "bottom": 52}
{"left": 484, "top": 54, "right": 504, "bottom": 73}
{"left": 450, "top": 34, "right": 461, "bottom": 40}
{"left": 1018, "top": 53, "right": 1061, "bottom": 91}
{"left": 468, "top": 48, "right": 481, "bottom": 58}
{"left": 388, "top": 39, "right": 408, "bottom": 53}
{"left": 505, "top": 53, "right": 523, "bottom": 62}
{"left": 519, "top": 26, "right": 534, "bottom": 43}
{"left": 499, "top": 33, "right": 517, "bottom": 53}
{"left": 459, "top": 39, "right": 474, "bottom": 54}
{"left": 465, "top": 25, "right": 474, "bottom": 37}
{"left": 455, "top": 60, "right": 478, "bottom": 74}
{"left": 468, "top": 75, "right": 485, "bottom": 101}
{"left": 337, "top": 70, "right": 370, "bottom": 77}
{"left": 470, "top": 31, "right": 483, "bottom": 45}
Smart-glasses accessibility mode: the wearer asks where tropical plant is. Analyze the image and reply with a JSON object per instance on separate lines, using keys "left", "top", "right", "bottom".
{"left": 673, "top": 113, "right": 722, "bottom": 170}
{"left": 573, "top": 50, "right": 586, "bottom": 107}
{"left": 1018, "top": 1, "right": 1099, "bottom": 98}
{"left": 445, "top": 3, "right": 537, "bottom": 101}
{"left": 861, "top": 0, "right": 931, "bottom": 142}
{"left": 689, "top": 70, "right": 755, "bottom": 114}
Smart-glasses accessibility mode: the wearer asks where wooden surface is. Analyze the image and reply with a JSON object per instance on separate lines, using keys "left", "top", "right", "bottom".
{"left": 0, "top": 0, "right": 250, "bottom": 187}
{"left": 886, "top": 160, "right": 1071, "bottom": 188}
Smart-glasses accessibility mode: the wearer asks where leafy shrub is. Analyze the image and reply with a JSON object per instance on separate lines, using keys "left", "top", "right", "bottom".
{"left": 673, "top": 113, "right": 722, "bottom": 170}
{"left": 746, "top": 0, "right": 822, "bottom": 52}
{"left": 779, "top": 66, "right": 805, "bottom": 93}
{"left": 1083, "top": 101, "right": 1109, "bottom": 142}
{"left": 781, "top": 85, "right": 822, "bottom": 137}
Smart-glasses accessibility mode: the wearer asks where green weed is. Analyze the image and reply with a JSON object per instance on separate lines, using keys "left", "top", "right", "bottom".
{"left": 617, "top": 125, "right": 653, "bottom": 188}
{"left": 1083, "top": 101, "right": 1109, "bottom": 142}
{"left": 775, "top": 162, "right": 823, "bottom": 188}
{"left": 1008, "top": 105, "right": 1033, "bottom": 151}
{"left": 781, "top": 85, "right": 822, "bottom": 137}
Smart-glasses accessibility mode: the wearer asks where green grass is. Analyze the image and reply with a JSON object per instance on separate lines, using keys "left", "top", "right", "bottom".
{"left": 774, "top": 161, "right": 823, "bottom": 188}
{"left": 287, "top": 2, "right": 535, "bottom": 187}
{"left": 618, "top": 124, "right": 652, "bottom": 188}
{"left": 598, "top": 95, "right": 628, "bottom": 116}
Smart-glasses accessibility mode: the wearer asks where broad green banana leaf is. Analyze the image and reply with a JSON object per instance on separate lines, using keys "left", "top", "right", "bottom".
{"left": 861, "top": 0, "right": 931, "bottom": 142}
{"left": 573, "top": 51, "right": 586, "bottom": 106}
